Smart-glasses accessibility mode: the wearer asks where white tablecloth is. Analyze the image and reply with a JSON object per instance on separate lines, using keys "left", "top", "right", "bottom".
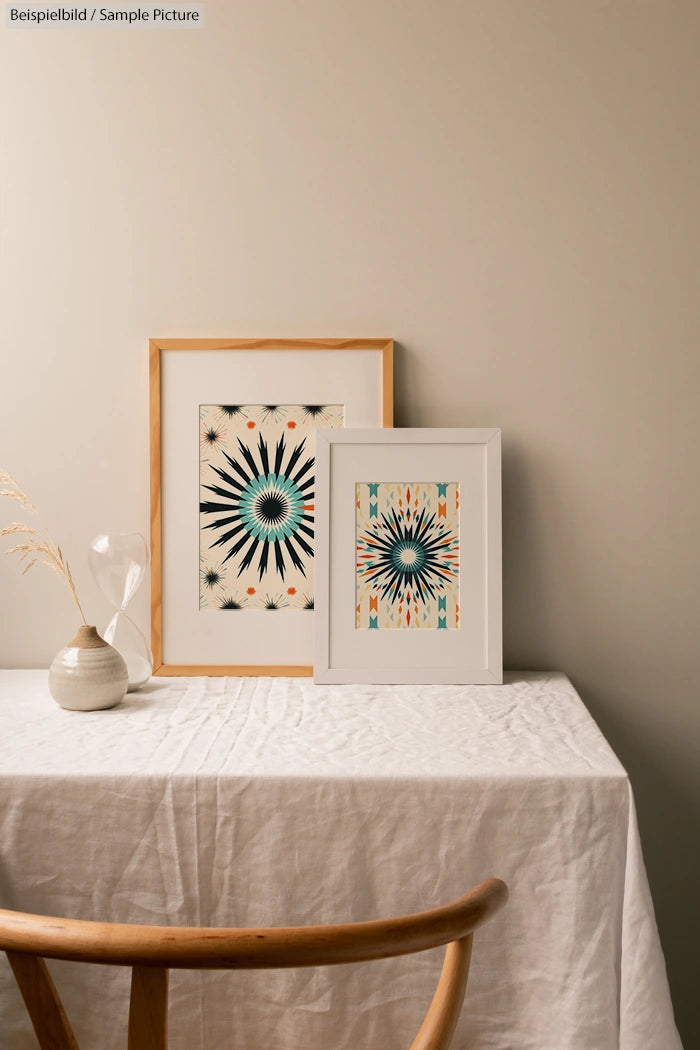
{"left": 0, "top": 671, "right": 681, "bottom": 1050}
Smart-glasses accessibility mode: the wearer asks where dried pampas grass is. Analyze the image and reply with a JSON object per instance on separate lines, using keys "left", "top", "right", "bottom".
{"left": 0, "top": 470, "right": 87, "bottom": 625}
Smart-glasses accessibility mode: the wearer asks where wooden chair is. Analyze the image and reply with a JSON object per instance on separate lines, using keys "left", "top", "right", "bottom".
{"left": 0, "top": 877, "right": 507, "bottom": 1050}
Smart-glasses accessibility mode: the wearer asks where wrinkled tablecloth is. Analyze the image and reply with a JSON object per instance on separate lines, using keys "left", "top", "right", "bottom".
{"left": 0, "top": 671, "right": 681, "bottom": 1049}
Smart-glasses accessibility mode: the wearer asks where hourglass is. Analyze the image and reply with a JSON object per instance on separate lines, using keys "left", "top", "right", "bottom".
{"left": 88, "top": 533, "right": 153, "bottom": 691}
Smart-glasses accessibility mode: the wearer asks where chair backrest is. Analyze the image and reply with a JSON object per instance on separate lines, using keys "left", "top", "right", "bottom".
{"left": 0, "top": 877, "right": 507, "bottom": 1050}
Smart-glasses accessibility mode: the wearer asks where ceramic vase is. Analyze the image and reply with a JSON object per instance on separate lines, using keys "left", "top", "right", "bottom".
{"left": 48, "top": 625, "right": 128, "bottom": 711}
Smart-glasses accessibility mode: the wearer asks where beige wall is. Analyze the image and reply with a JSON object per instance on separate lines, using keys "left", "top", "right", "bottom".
{"left": 1, "top": 2, "right": 697, "bottom": 1043}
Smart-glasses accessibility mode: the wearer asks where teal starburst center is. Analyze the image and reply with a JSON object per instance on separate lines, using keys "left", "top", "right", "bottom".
{"left": 391, "top": 539, "right": 427, "bottom": 574}
{"left": 237, "top": 472, "right": 306, "bottom": 543}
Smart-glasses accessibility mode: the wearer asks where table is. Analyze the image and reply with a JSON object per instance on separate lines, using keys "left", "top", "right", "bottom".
{"left": 0, "top": 671, "right": 681, "bottom": 1050}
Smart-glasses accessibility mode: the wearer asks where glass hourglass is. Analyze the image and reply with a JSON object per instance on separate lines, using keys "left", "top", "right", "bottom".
{"left": 88, "top": 533, "right": 153, "bottom": 691}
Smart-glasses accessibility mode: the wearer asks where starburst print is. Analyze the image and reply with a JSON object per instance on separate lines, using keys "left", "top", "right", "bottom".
{"left": 260, "top": 406, "right": 287, "bottom": 423}
{"left": 263, "top": 593, "right": 290, "bottom": 609}
{"left": 356, "top": 483, "right": 460, "bottom": 629}
{"left": 218, "top": 406, "right": 248, "bottom": 422}
{"left": 300, "top": 405, "right": 332, "bottom": 423}
{"left": 220, "top": 596, "right": 244, "bottom": 609}
{"left": 201, "top": 431, "right": 315, "bottom": 581}
{"left": 199, "top": 404, "right": 343, "bottom": 610}
{"left": 358, "top": 508, "right": 457, "bottom": 601}
{"left": 200, "top": 424, "right": 225, "bottom": 450}
{"left": 200, "top": 563, "right": 224, "bottom": 591}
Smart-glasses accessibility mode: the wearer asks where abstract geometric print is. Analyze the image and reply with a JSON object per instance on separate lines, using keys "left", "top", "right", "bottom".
{"left": 199, "top": 405, "right": 343, "bottom": 609}
{"left": 356, "top": 482, "right": 460, "bottom": 629}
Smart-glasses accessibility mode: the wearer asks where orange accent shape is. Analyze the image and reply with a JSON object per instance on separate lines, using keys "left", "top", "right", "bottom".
{"left": 246, "top": 587, "right": 256, "bottom": 595}
{"left": 369, "top": 595, "right": 378, "bottom": 612}
{"left": 287, "top": 420, "right": 297, "bottom": 428}
{"left": 303, "top": 504, "right": 314, "bottom": 511}
{"left": 247, "top": 421, "right": 256, "bottom": 429}
{"left": 406, "top": 489, "right": 411, "bottom": 503}
{"left": 407, "top": 610, "right": 411, "bottom": 626}
{"left": 287, "top": 587, "right": 296, "bottom": 595}
{"left": 438, "top": 502, "right": 447, "bottom": 518}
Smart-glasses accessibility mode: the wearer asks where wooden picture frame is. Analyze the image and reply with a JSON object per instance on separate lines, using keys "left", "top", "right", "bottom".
{"left": 150, "top": 338, "right": 393, "bottom": 676}
{"left": 314, "top": 428, "right": 502, "bottom": 684}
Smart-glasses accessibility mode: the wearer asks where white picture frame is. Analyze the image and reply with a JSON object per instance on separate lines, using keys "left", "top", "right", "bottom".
{"left": 150, "top": 338, "right": 393, "bottom": 676}
{"left": 314, "top": 428, "right": 502, "bottom": 684}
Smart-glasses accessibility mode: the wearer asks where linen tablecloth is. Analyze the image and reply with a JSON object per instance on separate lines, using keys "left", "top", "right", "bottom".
{"left": 0, "top": 671, "right": 681, "bottom": 1049}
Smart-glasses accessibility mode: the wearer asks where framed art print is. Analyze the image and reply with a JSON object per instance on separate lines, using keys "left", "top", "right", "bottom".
{"left": 150, "top": 338, "right": 393, "bottom": 675}
{"left": 314, "top": 428, "right": 501, "bottom": 684}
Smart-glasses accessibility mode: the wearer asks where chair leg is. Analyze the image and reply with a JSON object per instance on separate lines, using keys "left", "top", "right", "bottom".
{"left": 6, "top": 951, "right": 80, "bottom": 1050}
{"left": 409, "top": 935, "right": 473, "bottom": 1050}
{"left": 128, "top": 965, "right": 169, "bottom": 1050}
